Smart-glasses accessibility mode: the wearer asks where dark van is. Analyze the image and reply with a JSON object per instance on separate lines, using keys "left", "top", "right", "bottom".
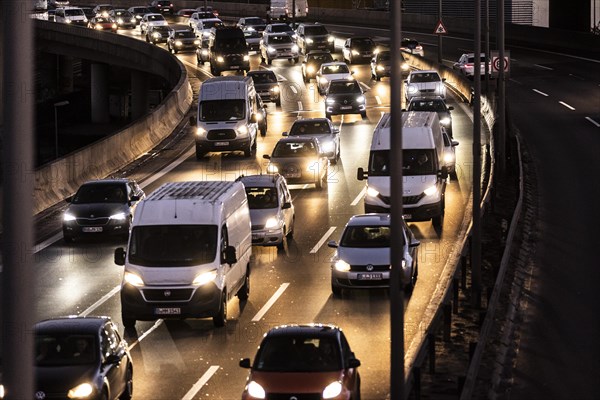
{"left": 208, "top": 27, "right": 250, "bottom": 75}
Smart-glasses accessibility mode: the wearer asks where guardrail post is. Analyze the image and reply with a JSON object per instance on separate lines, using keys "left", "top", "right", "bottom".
{"left": 428, "top": 333, "right": 436, "bottom": 374}
{"left": 413, "top": 367, "right": 421, "bottom": 400}
{"left": 443, "top": 304, "right": 452, "bottom": 342}
{"left": 453, "top": 278, "right": 459, "bottom": 314}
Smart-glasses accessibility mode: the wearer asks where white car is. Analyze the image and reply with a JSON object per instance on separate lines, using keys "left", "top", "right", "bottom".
{"left": 453, "top": 53, "right": 491, "bottom": 78}
{"left": 260, "top": 33, "right": 299, "bottom": 65}
{"left": 442, "top": 130, "right": 459, "bottom": 179}
{"left": 328, "top": 213, "right": 420, "bottom": 296}
{"left": 189, "top": 12, "right": 219, "bottom": 32}
{"left": 315, "top": 62, "right": 353, "bottom": 95}
{"left": 139, "top": 13, "right": 167, "bottom": 35}
{"left": 283, "top": 118, "right": 340, "bottom": 164}
{"left": 193, "top": 17, "right": 222, "bottom": 38}
{"left": 404, "top": 70, "right": 446, "bottom": 102}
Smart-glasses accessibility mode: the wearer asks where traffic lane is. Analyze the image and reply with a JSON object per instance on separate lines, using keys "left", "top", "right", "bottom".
{"left": 506, "top": 79, "right": 600, "bottom": 398}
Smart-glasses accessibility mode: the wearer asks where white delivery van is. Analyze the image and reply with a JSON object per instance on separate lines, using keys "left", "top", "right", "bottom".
{"left": 54, "top": 6, "right": 88, "bottom": 26}
{"left": 114, "top": 181, "right": 252, "bottom": 328}
{"left": 268, "top": 0, "right": 308, "bottom": 22}
{"left": 357, "top": 111, "right": 448, "bottom": 227}
{"left": 191, "top": 76, "right": 267, "bottom": 160}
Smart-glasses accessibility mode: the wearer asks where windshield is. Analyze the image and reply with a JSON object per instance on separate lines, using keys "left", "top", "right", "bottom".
{"left": 273, "top": 141, "right": 318, "bottom": 157}
{"left": 148, "top": 14, "right": 165, "bottom": 21}
{"left": 205, "top": 20, "right": 223, "bottom": 28}
{"left": 368, "top": 149, "right": 437, "bottom": 176}
{"left": 352, "top": 38, "right": 374, "bottom": 48}
{"left": 128, "top": 225, "right": 218, "bottom": 267}
{"left": 309, "top": 53, "right": 333, "bottom": 64}
{"left": 65, "top": 9, "right": 83, "bottom": 16}
{"left": 35, "top": 334, "right": 97, "bottom": 366}
{"left": 268, "top": 35, "right": 292, "bottom": 44}
{"left": 72, "top": 183, "right": 127, "bottom": 204}
{"left": 328, "top": 81, "right": 360, "bottom": 94}
{"left": 408, "top": 99, "right": 447, "bottom": 112}
{"left": 254, "top": 336, "right": 341, "bottom": 372}
{"left": 340, "top": 225, "right": 390, "bottom": 247}
{"left": 249, "top": 73, "right": 277, "bottom": 84}
{"left": 304, "top": 25, "right": 328, "bottom": 36}
{"left": 246, "top": 187, "right": 278, "bottom": 209}
{"left": 174, "top": 31, "right": 195, "bottom": 38}
{"left": 244, "top": 17, "right": 265, "bottom": 25}
{"left": 289, "top": 121, "right": 331, "bottom": 135}
{"left": 322, "top": 64, "right": 349, "bottom": 75}
{"left": 271, "top": 24, "right": 293, "bottom": 33}
{"left": 200, "top": 99, "right": 245, "bottom": 121}
{"left": 402, "top": 39, "right": 419, "bottom": 48}
{"left": 214, "top": 37, "right": 247, "bottom": 52}
{"left": 410, "top": 72, "right": 441, "bottom": 83}
{"left": 378, "top": 51, "right": 391, "bottom": 61}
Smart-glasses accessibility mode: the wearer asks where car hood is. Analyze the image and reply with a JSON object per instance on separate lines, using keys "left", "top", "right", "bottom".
{"left": 268, "top": 42, "right": 295, "bottom": 49}
{"left": 336, "top": 245, "right": 390, "bottom": 266}
{"left": 249, "top": 208, "right": 278, "bottom": 227}
{"left": 403, "top": 175, "right": 438, "bottom": 195}
{"left": 36, "top": 364, "right": 98, "bottom": 394}
{"left": 253, "top": 82, "right": 278, "bottom": 90}
{"left": 66, "top": 203, "right": 129, "bottom": 218}
{"left": 148, "top": 20, "right": 168, "bottom": 26}
{"left": 250, "top": 370, "right": 344, "bottom": 393}
{"left": 321, "top": 73, "right": 352, "bottom": 82}
{"left": 409, "top": 81, "right": 442, "bottom": 90}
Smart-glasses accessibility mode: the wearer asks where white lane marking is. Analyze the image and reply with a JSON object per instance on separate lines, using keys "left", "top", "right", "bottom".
{"left": 252, "top": 283, "right": 290, "bottom": 322}
{"left": 532, "top": 89, "right": 549, "bottom": 97}
{"left": 139, "top": 147, "right": 195, "bottom": 188}
{"left": 509, "top": 78, "right": 522, "bottom": 85}
{"left": 127, "top": 319, "right": 164, "bottom": 351}
{"left": 381, "top": 111, "right": 385, "bottom": 118}
{"left": 559, "top": 101, "right": 575, "bottom": 110}
{"left": 585, "top": 117, "right": 600, "bottom": 127}
{"left": 360, "top": 82, "right": 371, "bottom": 91}
{"left": 79, "top": 285, "right": 121, "bottom": 317}
{"left": 181, "top": 365, "right": 220, "bottom": 400}
{"left": 297, "top": 101, "right": 303, "bottom": 111}
{"left": 375, "top": 95, "right": 382, "bottom": 105}
{"left": 309, "top": 226, "right": 337, "bottom": 254}
{"left": 534, "top": 64, "right": 553, "bottom": 70}
{"left": 181, "top": 59, "right": 213, "bottom": 77}
{"left": 277, "top": 74, "right": 287, "bottom": 81}
{"left": 35, "top": 232, "right": 63, "bottom": 254}
{"left": 351, "top": 187, "right": 366, "bottom": 206}
{"left": 290, "top": 85, "right": 298, "bottom": 94}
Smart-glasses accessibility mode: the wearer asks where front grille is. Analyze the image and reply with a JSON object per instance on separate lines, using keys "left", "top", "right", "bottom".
{"left": 143, "top": 288, "right": 194, "bottom": 302}
{"left": 252, "top": 224, "right": 265, "bottom": 230}
{"left": 76, "top": 217, "right": 109, "bottom": 226}
{"left": 350, "top": 264, "right": 390, "bottom": 272}
{"left": 337, "top": 278, "right": 390, "bottom": 287}
{"left": 267, "top": 394, "right": 321, "bottom": 400}
{"left": 404, "top": 194, "right": 425, "bottom": 204}
{"left": 207, "top": 129, "right": 236, "bottom": 140}
{"left": 378, "top": 194, "right": 390, "bottom": 205}
{"left": 419, "top": 89, "right": 436, "bottom": 94}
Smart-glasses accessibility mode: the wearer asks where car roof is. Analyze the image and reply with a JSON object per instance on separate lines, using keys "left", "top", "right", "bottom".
{"left": 81, "top": 178, "right": 131, "bottom": 186}
{"left": 291, "top": 117, "right": 330, "bottom": 125}
{"left": 347, "top": 213, "right": 391, "bottom": 226}
{"left": 35, "top": 316, "right": 110, "bottom": 334}
{"left": 321, "top": 61, "right": 348, "bottom": 67}
{"left": 264, "top": 324, "right": 342, "bottom": 339}
{"left": 237, "top": 174, "right": 282, "bottom": 186}
{"left": 409, "top": 96, "right": 446, "bottom": 102}
{"left": 410, "top": 70, "right": 438, "bottom": 75}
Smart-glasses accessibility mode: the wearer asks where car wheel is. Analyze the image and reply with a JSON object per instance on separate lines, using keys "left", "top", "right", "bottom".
{"left": 237, "top": 269, "right": 250, "bottom": 301}
{"left": 196, "top": 53, "right": 201, "bottom": 64}
{"left": 432, "top": 209, "right": 444, "bottom": 229}
{"left": 122, "top": 315, "right": 136, "bottom": 330}
{"left": 293, "top": 57, "right": 299, "bottom": 63}
{"left": 275, "top": 97, "right": 281, "bottom": 107}
{"left": 325, "top": 112, "right": 331, "bottom": 120}
{"left": 195, "top": 144, "right": 206, "bottom": 160}
{"left": 63, "top": 233, "right": 74, "bottom": 243}
{"left": 120, "top": 364, "right": 133, "bottom": 400}
{"left": 267, "top": 57, "right": 272, "bottom": 65}
{"left": 213, "top": 292, "right": 227, "bottom": 327}
{"left": 332, "top": 283, "right": 343, "bottom": 297}
{"left": 376, "top": 74, "right": 381, "bottom": 81}
{"left": 361, "top": 111, "right": 367, "bottom": 120}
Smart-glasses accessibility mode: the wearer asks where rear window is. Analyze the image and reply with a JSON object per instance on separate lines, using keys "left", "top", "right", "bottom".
{"left": 341, "top": 225, "right": 390, "bottom": 248}
{"left": 289, "top": 121, "right": 331, "bottom": 135}
{"left": 304, "top": 25, "right": 328, "bottom": 36}
{"left": 65, "top": 9, "right": 83, "bottom": 16}
{"left": 273, "top": 141, "right": 318, "bottom": 157}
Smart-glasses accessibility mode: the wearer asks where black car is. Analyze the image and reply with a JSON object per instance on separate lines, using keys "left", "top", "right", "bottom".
{"left": 79, "top": 7, "right": 96, "bottom": 21}
{"left": 406, "top": 96, "right": 454, "bottom": 136}
{"left": 127, "top": 6, "right": 151, "bottom": 25}
{"left": 342, "top": 36, "right": 376, "bottom": 64}
{"left": 167, "top": 29, "right": 200, "bottom": 54}
{"left": 34, "top": 316, "right": 133, "bottom": 400}
{"left": 149, "top": 0, "right": 174, "bottom": 15}
{"left": 146, "top": 24, "right": 173, "bottom": 44}
{"left": 295, "top": 23, "right": 335, "bottom": 54}
{"left": 324, "top": 79, "right": 367, "bottom": 120}
{"left": 207, "top": 27, "right": 250, "bottom": 75}
{"left": 62, "top": 179, "right": 145, "bottom": 242}
{"left": 301, "top": 50, "right": 334, "bottom": 83}
{"left": 109, "top": 9, "right": 136, "bottom": 29}
{"left": 369, "top": 49, "right": 410, "bottom": 81}
{"left": 247, "top": 70, "right": 281, "bottom": 106}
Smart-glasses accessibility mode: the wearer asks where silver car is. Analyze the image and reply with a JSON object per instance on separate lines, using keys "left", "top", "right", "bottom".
{"left": 404, "top": 70, "right": 446, "bottom": 102}
{"left": 237, "top": 174, "right": 295, "bottom": 249}
{"left": 328, "top": 214, "right": 420, "bottom": 295}
{"left": 260, "top": 33, "right": 299, "bottom": 65}
{"left": 283, "top": 118, "right": 340, "bottom": 164}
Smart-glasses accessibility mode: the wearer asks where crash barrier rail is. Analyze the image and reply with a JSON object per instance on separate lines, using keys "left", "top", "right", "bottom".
{"left": 33, "top": 20, "right": 193, "bottom": 214}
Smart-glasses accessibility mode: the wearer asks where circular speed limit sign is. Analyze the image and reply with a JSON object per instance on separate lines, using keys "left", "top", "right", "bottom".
{"left": 493, "top": 56, "right": 509, "bottom": 72}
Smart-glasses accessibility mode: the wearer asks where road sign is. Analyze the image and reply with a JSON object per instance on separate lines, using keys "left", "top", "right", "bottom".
{"left": 434, "top": 19, "right": 447, "bottom": 34}
{"left": 492, "top": 56, "right": 509, "bottom": 72}
{"left": 490, "top": 50, "right": 510, "bottom": 77}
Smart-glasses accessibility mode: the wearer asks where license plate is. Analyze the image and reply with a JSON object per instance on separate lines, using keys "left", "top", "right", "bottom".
{"left": 155, "top": 307, "right": 181, "bottom": 315}
{"left": 340, "top": 106, "right": 353, "bottom": 110}
{"left": 82, "top": 227, "right": 103, "bottom": 233}
{"left": 230, "top": 65, "right": 240, "bottom": 69}
{"left": 403, "top": 214, "right": 412, "bottom": 219}
{"left": 215, "top": 141, "right": 229, "bottom": 146}
{"left": 285, "top": 172, "right": 301, "bottom": 178}
{"left": 252, "top": 234, "right": 259, "bottom": 240}
{"left": 358, "top": 273, "right": 383, "bottom": 280}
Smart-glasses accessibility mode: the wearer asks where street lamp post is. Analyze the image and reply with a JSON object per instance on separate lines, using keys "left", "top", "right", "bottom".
{"left": 54, "top": 100, "right": 69, "bottom": 159}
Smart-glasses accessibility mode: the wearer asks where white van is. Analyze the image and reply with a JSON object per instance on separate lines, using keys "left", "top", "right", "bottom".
{"left": 357, "top": 111, "right": 448, "bottom": 227}
{"left": 268, "top": 0, "right": 308, "bottom": 21}
{"left": 54, "top": 6, "right": 87, "bottom": 26}
{"left": 191, "top": 76, "right": 266, "bottom": 160}
{"left": 114, "top": 181, "right": 252, "bottom": 328}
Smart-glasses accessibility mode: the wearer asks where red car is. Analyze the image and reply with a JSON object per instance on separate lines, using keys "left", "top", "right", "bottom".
{"left": 88, "top": 16, "right": 117, "bottom": 32}
{"left": 240, "top": 324, "right": 361, "bottom": 399}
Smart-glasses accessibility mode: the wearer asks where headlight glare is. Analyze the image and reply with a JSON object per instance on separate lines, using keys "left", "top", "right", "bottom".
{"left": 321, "top": 141, "right": 334, "bottom": 152}
{"left": 246, "top": 381, "right": 266, "bottom": 399}
{"left": 265, "top": 217, "right": 279, "bottom": 229}
{"left": 271, "top": 86, "right": 280, "bottom": 93}
{"left": 124, "top": 272, "right": 144, "bottom": 287}
{"left": 267, "top": 46, "right": 276, "bottom": 53}
{"left": 327, "top": 36, "right": 335, "bottom": 43}
{"left": 196, "top": 127, "right": 206, "bottom": 136}
{"left": 110, "top": 212, "right": 127, "bottom": 221}
{"left": 216, "top": 56, "right": 224, "bottom": 63}
{"left": 325, "top": 98, "right": 335, "bottom": 104}
{"left": 322, "top": 381, "right": 343, "bottom": 399}
{"left": 192, "top": 270, "right": 217, "bottom": 286}
{"left": 407, "top": 85, "right": 418, "bottom": 94}
{"left": 194, "top": 39, "right": 200, "bottom": 45}
{"left": 236, "top": 125, "right": 248, "bottom": 135}
{"left": 334, "top": 259, "right": 351, "bottom": 272}
{"left": 292, "top": 44, "right": 299, "bottom": 52}
{"left": 444, "top": 152, "right": 455, "bottom": 164}
{"left": 67, "top": 383, "right": 93, "bottom": 399}
{"left": 243, "top": 55, "right": 250, "bottom": 61}
{"left": 366, "top": 186, "right": 379, "bottom": 198}
{"left": 356, "top": 95, "right": 365, "bottom": 103}
{"left": 424, "top": 185, "right": 439, "bottom": 197}
{"left": 376, "top": 65, "right": 385, "bottom": 71}
{"left": 267, "top": 164, "right": 279, "bottom": 174}
{"left": 351, "top": 50, "right": 359, "bottom": 56}
{"left": 63, "top": 213, "right": 76, "bottom": 222}
{"left": 307, "top": 66, "right": 315, "bottom": 73}
{"left": 440, "top": 117, "right": 451, "bottom": 125}
{"left": 305, "top": 38, "right": 313, "bottom": 44}
{"left": 175, "top": 40, "right": 183, "bottom": 46}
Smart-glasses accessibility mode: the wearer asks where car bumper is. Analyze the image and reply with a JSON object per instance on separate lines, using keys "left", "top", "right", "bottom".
{"left": 251, "top": 227, "right": 284, "bottom": 246}
{"left": 306, "top": 42, "right": 334, "bottom": 52}
{"left": 195, "top": 136, "right": 251, "bottom": 153}
{"left": 257, "top": 90, "right": 280, "bottom": 103}
{"left": 172, "top": 43, "right": 199, "bottom": 52}
{"left": 332, "top": 269, "right": 391, "bottom": 289}
{"left": 326, "top": 103, "right": 366, "bottom": 115}
{"left": 63, "top": 220, "right": 129, "bottom": 239}
{"left": 212, "top": 60, "right": 250, "bottom": 73}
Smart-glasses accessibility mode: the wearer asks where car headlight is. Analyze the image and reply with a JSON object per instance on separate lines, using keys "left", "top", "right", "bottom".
{"left": 327, "top": 35, "right": 335, "bottom": 43}
{"left": 305, "top": 38, "right": 313, "bottom": 44}
{"left": 407, "top": 84, "right": 418, "bottom": 94}
{"left": 65, "top": 19, "right": 72, "bottom": 23}
{"left": 424, "top": 185, "right": 439, "bottom": 197}
{"left": 196, "top": 127, "right": 206, "bottom": 136}
{"left": 376, "top": 64, "right": 385, "bottom": 71}
{"left": 95, "top": 24, "right": 103, "bottom": 30}
{"left": 246, "top": 381, "right": 266, "bottom": 399}
{"left": 267, "top": 164, "right": 279, "bottom": 174}
{"left": 334, "top": 259, "right": 351, "bottom": 272}
{"left": 117, "top": 18, "right": 123, "bottom": 24}
{"left": 194, "top": 39, "right": 200, "bottom": 45}
{"left": 444, "top": 152, "right": 455, "bottom": 164}
{"left": 110, "top": 212, "right": 127, "bottom": 221}
{"left": 124, "top": 272, "right": 144, "bottom": 287}
{"left": 67, "top": 383, "right": 93, "bottom": 399}
{"left": 63, "top": 213, "right": 76, "bottom": 222}
{"left": 192, "top": 270, "right": 217, "bottom": 286}
{"left": 323, "top": 381, "right": 343, "bottom": 399}
{"left": 356, "top": 95, "right": 365, "bottom": 103}
{"left": 130, "top": 18, "right": 136, "bottom": 23}
{"left": 201, "top": 48, "right": 209, "bottom": 56}
{"left": 366, "top": 186, "right": 379, "bottom": 198}
{"left": 267, "top": 46, "right": 276, "bottom": 53}
{"left": 401, "top": 62, "right": 410, "bottom": 71}
{"left": 321, "top": 141, "right": 334, "bottom": 153}
{"left": 292, "top": 44, "right": 299, "bottom": 52}
{"left": 112, "top": 23, "right": 117, "bottom": 29}
{"left": 351, "top": 49, "right": 359, "bottom": 56}
{"left": 236, "top": 125, "right": 248, "bottom": 135}
{"left": 203, "top": 31, "right": 211, "bottom": 37}
{"left": 175, "top": 40, "right": 183, "bottom": 46}
{"left": 152, "top": 31, "right": 161, "bottom": 38}
{"left": 265, "top": 217, "right": 280, "bottom": 229}
{"left": 216, "top": 56, "right": 224, "bottom": 63}
{"left": 243, "top": 55, "right": 250, "bottom": 61}
{"left": 0, "top": 384, "right": 4, "bottom": 399}
{"left": 325, "top": 98, "right": 335, "bottom": 105}
{"left": 440, "top": 117, "right": 451, "bottom": 126}
{"left": 319, "top": 76, "right": 328, "bottom": 84}
{"left": 307, "top": 65, "right": 315, "bottom": 74}
{"left": 136, "top": 15, "right": 142, "bottom": 19}
{"left": 271, "top": 86, "right": 280, "bottom": 93}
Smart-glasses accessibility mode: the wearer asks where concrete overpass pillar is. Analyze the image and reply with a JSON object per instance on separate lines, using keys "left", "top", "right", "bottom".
{"left": 91, "top": 62, "right": 110, "bottom": 124}
{"left": 58, "top": 55, "right": 74, "bottom": 94}
{"left": 131, "top": 70, "right": 149, "bottom": 120}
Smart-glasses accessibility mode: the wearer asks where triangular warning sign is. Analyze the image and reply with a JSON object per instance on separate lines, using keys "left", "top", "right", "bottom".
{"left": 434, "top": 20, "right": 448, "bottom": 34}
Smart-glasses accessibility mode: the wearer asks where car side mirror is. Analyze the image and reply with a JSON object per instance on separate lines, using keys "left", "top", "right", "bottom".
{"left": 189, "top": 115, "right": 196, "bottom": 126}
{"left": 439, "top": 166, "right": 449, "bottom": 179}
{"left": 344, "top": 44, "right": 350, "bottom": 48}
{"left": 351, "top": 71, "right": 355, "bottom": 74}
{"left": 114, "top": 247, "right": 126, "bottom": 266}
{"left": 239, "top": 358, "right": 251, "bottom": 368}
{"left": 347, "top": 358, "right": 361, "bottom": 368}
{"left": 327, "top": 240, "right": 338, "bottom": 248}
{"left": 357, "top": 167, "right": 367, "bottom": 181}
{"left": 448, "top": 106, "right": 454, "bottom": 111}
{"left": 410, "top": 239, "right": 420, "bottom": 248}
{"left": 223, "top": 245, "right": 237, "bottom": 265}
{"left": 442, "top": 78, "right": 447, "bottom": 82}
{"left": 263, "top": 154, "right": 271, "bottom": 160}
{"left": 282, "top": 131, "right": 289, "bottom": 136}
{"left": 451, "top": 140, "right": 459, "bottom": 147}
{"left": 282, "top": 202, "right": 292, "bottom": 209}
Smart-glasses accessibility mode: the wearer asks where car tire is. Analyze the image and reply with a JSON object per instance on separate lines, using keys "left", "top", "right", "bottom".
{"left": 332, "top": 283, "right": 343, "bottom": 297}
{"left": 376, "top": 74, "right": 381, "bottom": 81}
{"left": 450, "top": 168, "right": 458, "bottom": 180}
{"left": 432, "top": 208, "right": 444, "bottom": 229}
{"left": 361, "top": 111, "right": 367, "bottom": 120}
{"left": 293, "top": 57, "right": 299, "bottom": 63}
{"left": 196, "top": 53, "right": 201, "bottom": 65}
{"left": 122, "top": 315, "right": 136, "bottom": 330}
{"left": 275, "top": 97, "right": 281, "bottom": 107}
{"left": 267, "top": 57, "right": 272, "bottom": 65}
{"left": 120, "top": 364, "right": 134, "bottom": 400}
{"left": 237, "top": 269, "right": 250, "bottom": 301}
{"left": 195, "top": 144, "right": 206, "bottom": 160}
{"left": 325, "top": 112, "right": 331, "bottom": 120}
{"left": 63, "top": 234, "right": 74, "bottom": 243}
{"left": 213, "top": 293, "right": 227, "bottom": 327}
